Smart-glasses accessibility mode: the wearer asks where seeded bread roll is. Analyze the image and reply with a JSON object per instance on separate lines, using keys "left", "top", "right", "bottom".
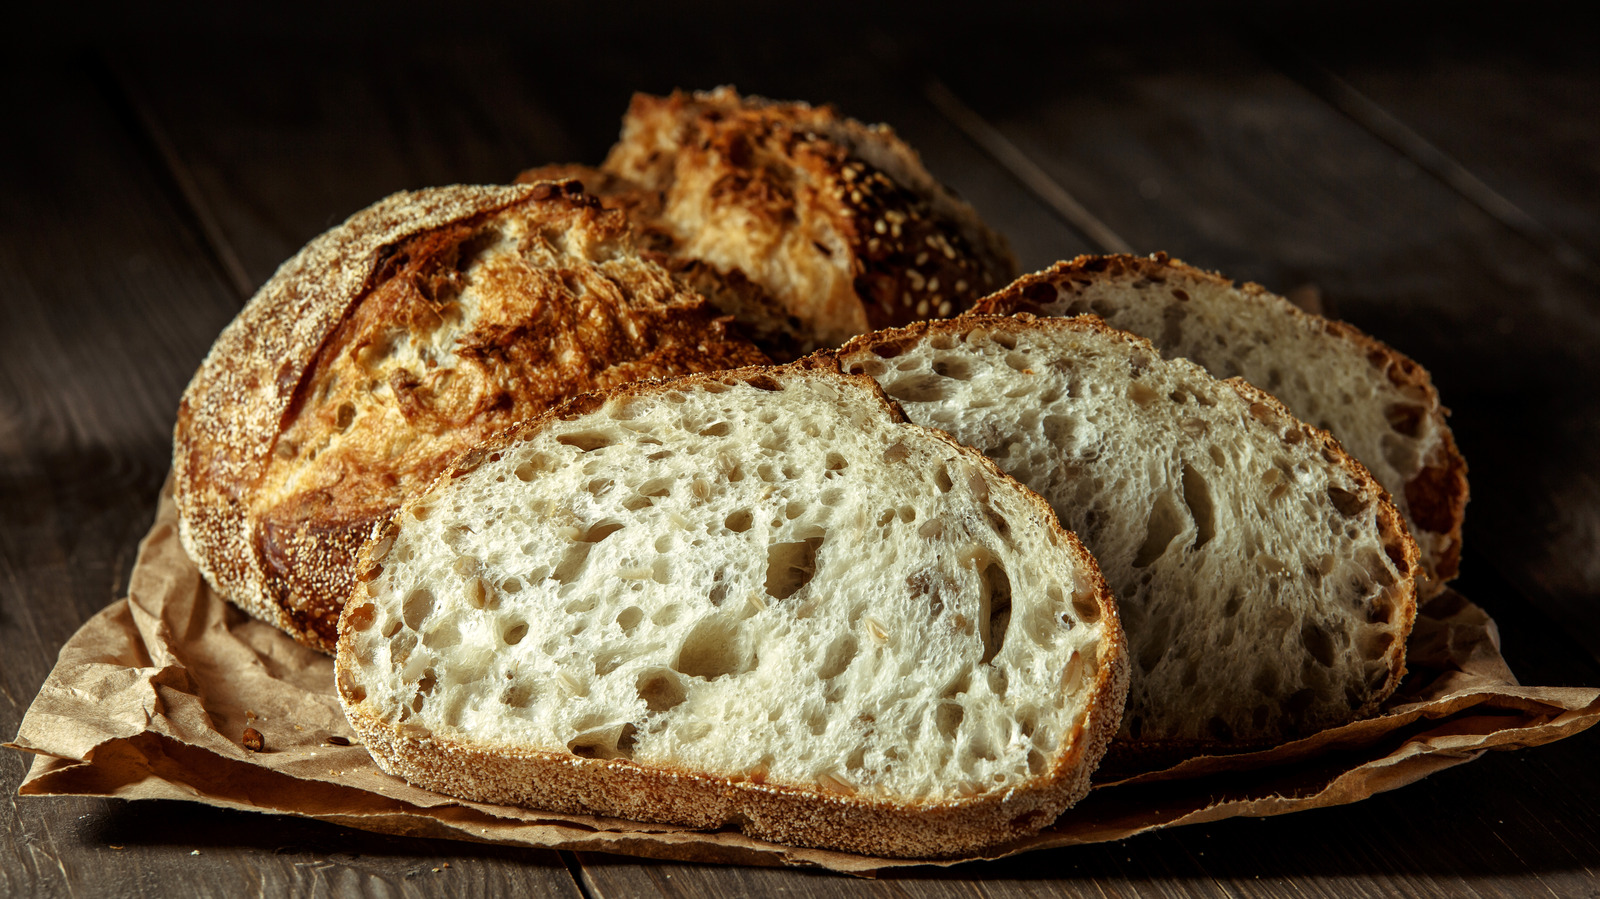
{"left": 173, "top": 181, "right": 767, "bottom": 652}
{"left": 977, "top": 254, "right": 1467, "bottom": 596}
{"left": 335, "top": 363, "right": 1126, "bottom": 857}
{"left": 835, "top": 315, "right": 1418, "bottom": 759}
{"left": 521, "top": 87, "right": 1019, "bottom": 357}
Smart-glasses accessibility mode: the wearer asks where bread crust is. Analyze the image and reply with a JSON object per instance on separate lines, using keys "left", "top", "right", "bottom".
{"left": 174, "top": 182, "right": 767, "bottom": 653}
{"left": 524, "top": 88, "right": 1018, "bottom": 357}
{"left": 336, "top": 362, "right": 1128, "bottom": 858}
{"left": 977, "top": 253, "right": 1467, "bottom": 596}
{"left": 835, "top": 313, "right": 1419, "bottom": 764}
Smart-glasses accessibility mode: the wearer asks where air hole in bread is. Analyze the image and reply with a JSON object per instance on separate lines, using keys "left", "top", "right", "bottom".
{"left": 551, "top": 544, "right": 591, "bottom": 584}
{"left": 817, "top": 633, "right": 859, "bottom": 680}
{"left": 756, "top": 462, "right": 778, "bottom": 483}
{"left": 502, "top": 621, "right": 529, "bottom": 645}
{"left": 847, "top": 358, "right": 887, "bottom": 377}
{"left": 401, "top": 589, "right": 435, "bottom": 631}
{"left": 1360, "top": 629, "right": 1396, "bottom": 658}
{"left": 581, "top": 520, "right": 624, "bottom": 543}
{"left": 584, "top": 477, "right": 614, "bottom": 497}
{"left": 347, "top": 602, "right": 377, "bottom": 632}
{"left": 335, "top": 401, "right": 356, "bottom": 431}
{"left": 1327, "top": 486, "right": 1370, "bottom": 517}
{"left": 1253, "top": 666, "right": 1280, "bottom": 695}
{"left": 918, "top": 519, "right": 943, "bottom": 539}
{"left": 652, "top": 604, "right": 682, "bottom": 626}
{"left": 1070, "top": 589, "right": 1101, "bottom": 625}
{"left": 806, "top": 710, "right": 828, "bottom": 736}
{"left": 882, "top": 374, "right": 949, "bottom": 404}
{"left": 675, "top": 617, "right": 746, "bottom": 680}
{"left": 568, "top": 723, "right": 637, "bottom": 761}
{"left": 765, "top": 535, "right": 824, "bottom": 600}
{"left": 1206, "top": 716, "right": 1233, "bottom": 741}
{"left": 1132, "top": 493, "right": 1186, "bottom": 568}
{"left": 637, "top": 669, "right": 687, "bottom": 712}
{"left": 616, "top": 606, "right": 643, "bottom": 635}
{"left": 821, "top": 487, "right": 845, "bottom": 507}
{"left": 786, "top": 501, "right": 807, "bottom": 520}
{"left": 502, "top": 576, "right": 523, "bottom": 594}
{"left": 977, "top": 559, "right": 1013, "bottom": 664}
{"left": 724, "top": 510, "right": 753, "bottom": 533}
{"left": 935, "top": 702, "right": 964, "bottom": 739}
{"left": 557, "top": 431, "right": 616, "bottom": 452}
{"left": 1181, "top": 464, "right": 1215, "bottom": 549}
{"left": 1301, "top": 621, "right": 1336, "bottom": 668}
{"left": 594, "top": 650, "right": 626, "bottom": 677}
{"left": 933, "top": 356, "right": 972, "bottom": 380}
{"left": 933, "top": 464, "right": 953, "bottom": 493}
{"left": 1127, "top": 382, "right": 1160, "bottom": 408}
{"left": 883, "top": 441, "right": 911, "bottom": 464}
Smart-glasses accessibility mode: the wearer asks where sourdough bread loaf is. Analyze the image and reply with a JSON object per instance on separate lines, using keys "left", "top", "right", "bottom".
{"left": 834, "top": 315, "right": 1418, "bottom": 759}
{"left": 173, "top": 181, "right": 768, "bottom": 653}
{"left": 521, "top": 87, "right": 1019, "bottom": 357}
{"left": 335, "top": 363, "right": 1126, "bottom": 857}
{"left": 977, "top": 255, "right": 1467, "bottom": 596}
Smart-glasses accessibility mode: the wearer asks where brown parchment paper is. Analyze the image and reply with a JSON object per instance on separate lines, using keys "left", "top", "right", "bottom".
{"left": 10, "top": 483, "right": 1600, "bottom": 874}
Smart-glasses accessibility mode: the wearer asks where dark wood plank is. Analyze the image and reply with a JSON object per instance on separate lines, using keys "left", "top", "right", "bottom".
{"left": 926, "top": 29, "right": 1600, "bottom": 667}
{"left": 113, "top": 40, "right": 585, "bottom": 291}
{"left": 1285, "top": 12, "right": 1600, "bottom": 279}
{"left": 0, "top": 59, "right": 582, "bottom": 899}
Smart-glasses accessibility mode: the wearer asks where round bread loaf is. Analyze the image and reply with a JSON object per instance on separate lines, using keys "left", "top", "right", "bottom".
{"left": 173, "top": 182, "right": 768, "bottom": 652}
{"left": 520, "top": 87, "right": 1019, "bottom": 358}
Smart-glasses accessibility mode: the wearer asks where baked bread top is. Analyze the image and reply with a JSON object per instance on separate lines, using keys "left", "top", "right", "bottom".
{"left": 336, "top": 362, "right": 1126, "bottom": 857}
{"left": 976, "top": 254, "right": 1467, "bottom": 596}
{"left": 835, "top": 314, "right": 1419, "bottom": 759}
{"left": 173, "top": 181, "right": 768, "bottom": 652}
{"left": 521, "top": 87, "right": 1018, "bottom": 357}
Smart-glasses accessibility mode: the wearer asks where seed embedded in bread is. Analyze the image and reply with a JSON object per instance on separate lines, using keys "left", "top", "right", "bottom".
{"left": 336, "top": 364, "right": 1126, "bottom": 857}
{"left": 835, "top": 315, "right": 1419, "bottom": 760}
{"left": 521, "top": 87, "right": 1018, "bottom": 357}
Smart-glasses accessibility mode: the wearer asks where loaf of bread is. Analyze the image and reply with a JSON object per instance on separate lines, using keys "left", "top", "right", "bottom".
{"left": 834, "top": 315, "right": 1418, "bottom": 758}
{"left": 173, "top": 181, "right": 768, "bottom": 652}
{"left": 977, "top": 254, "right": 1467, "bottom": 596}
{"left": 520, "top": 87, "right": 1019, "bottom": 357}
{"left": 335, "top": 363, "right": 1126, "bottom": 857}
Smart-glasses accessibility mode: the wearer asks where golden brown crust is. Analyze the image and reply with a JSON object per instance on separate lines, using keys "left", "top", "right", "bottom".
{"left": 976, "top": 253, "right": 1467, "bottom": 595}
{"left": 175, "top": 182, "right": 768, "bottom": 653}
{"left": 336, "top": 362, "right": 1127, "bottom": 858}
{"left": 540, "top": 87, "right": 1018, "bottom": 357}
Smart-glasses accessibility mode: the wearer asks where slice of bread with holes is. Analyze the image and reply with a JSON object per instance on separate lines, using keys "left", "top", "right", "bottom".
{"left": 335, "top": 363, "right": 1126, "bottom": 858}
{"left": 833, "top": 315, "right": 1418, "bottom": 763}
{"left": 976, "top": 254, "right": 1466, "bottom": 598}
{"left": 521, "top": 87, "right": 1019, "bottom": 358}
{"left": 173, "top": 182, "right": 769, "bottom": 654}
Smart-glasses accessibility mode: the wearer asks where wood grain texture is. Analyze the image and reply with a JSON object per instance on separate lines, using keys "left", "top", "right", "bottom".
{"left": 6, "top": 13, "right": 1600, "bottom": 897}
{"left": 924, "top": 29, "right": 1600, "bottom": 665}
{"left": 1286, "top": 12, "right": 1600, "bottom": 279}
{"left": 0, "top": 59, "right": 582, "bottom": 899}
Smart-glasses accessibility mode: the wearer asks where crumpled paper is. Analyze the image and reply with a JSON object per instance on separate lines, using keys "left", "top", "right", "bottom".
{"left": 10, "top": 482, "right": 1600, "bottom": 874}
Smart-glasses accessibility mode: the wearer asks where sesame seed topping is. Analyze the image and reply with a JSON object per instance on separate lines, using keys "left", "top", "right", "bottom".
{"left": 874, "top": 220, "right": 887, "bottom": 234}
{"left": 916, "top": 299, "right": 930, "bottom": 317}
{"left": 938, "top": 301, "right": 954, "bottom": 317}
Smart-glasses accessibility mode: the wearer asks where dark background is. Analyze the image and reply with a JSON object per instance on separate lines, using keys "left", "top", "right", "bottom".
{"left": 4, "top": 3, "right": 1598, "bottom": 895}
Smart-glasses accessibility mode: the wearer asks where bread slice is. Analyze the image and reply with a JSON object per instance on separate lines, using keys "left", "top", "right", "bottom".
{"left": 976, "top": 254, "right": 1467, "bottom": 597}
{"left": 173, "top": 181, "right": 768, "bottom": 653}
{"left": 834, "top": 315, "right": 1418, "bottom": 759}
{"left": 520, "top": 87, "right": 1018, "bottom": 357}
{"left": 335, "top": 363, "right": 1126, "bottom": 857}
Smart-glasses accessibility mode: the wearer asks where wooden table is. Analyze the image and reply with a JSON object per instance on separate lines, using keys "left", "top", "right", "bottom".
{"left": 5, "top": 6, "right": 1599, "bottom": 896}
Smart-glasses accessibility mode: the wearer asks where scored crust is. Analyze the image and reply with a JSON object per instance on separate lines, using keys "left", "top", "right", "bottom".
{"left": 173, "top": 181, "right": 768, "bottom": 653}
{"left": 519, "top": 87, "right": 1019, "bottom": 357}
{"left": 335, "top": 362, "right": 1128, "bottom": 858}
{"left": 976, "top": 254, "right": 1467, "bottom": 596}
